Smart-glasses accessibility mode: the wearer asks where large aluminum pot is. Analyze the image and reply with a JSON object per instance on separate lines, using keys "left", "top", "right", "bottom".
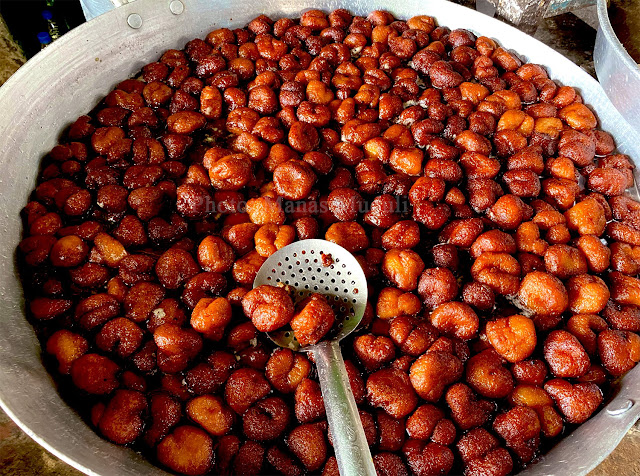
{"left": 0, "top": 1, "right": 638, "bottom": 475}
{"left": 594, "top": 0, "right": 640, "bottom": 135}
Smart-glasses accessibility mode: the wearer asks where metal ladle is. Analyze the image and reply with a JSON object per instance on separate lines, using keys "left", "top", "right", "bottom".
{"left": 253, "top": 239, "right": 376, "bottom": 476}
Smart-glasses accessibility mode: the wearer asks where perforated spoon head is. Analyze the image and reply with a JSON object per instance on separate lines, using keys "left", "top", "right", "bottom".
{"left": 253, "top": 239, "right": 368, "bottom": 351}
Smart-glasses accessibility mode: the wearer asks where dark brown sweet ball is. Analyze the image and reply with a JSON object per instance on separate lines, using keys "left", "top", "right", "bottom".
{"left": 327, "top": 187, "right": 363, "bottom": 222}
{"left": 410, "top": 351, "right": 463, "bottom": 402}
{"left": 445, "top": 383, "right": 493, "bottom": 431}
{"left": 430, "top": 244, "right": 460, "bottom": 271}
{"left": 598, "top": 329, "right": 640, "bottom": 376}
{"left": 242, "top": 285, "right": 294, "bottom": 333}
{"left": 273, "top": 159, "right": 317, "bottom": 200}
{"left": 389, "top": 316, "right": 438, "bottom": 357}
{"left": 290, "top": 293, "right": 336, "bottom": 346}
{"left": 403, "top": 439, "right": 455, "bottom": 476}
{"left": 466, "top": 349, "right": 514, "bottom": 399}
{"left": 70, "top": 353, "right": 120, "bottom": 394}
{"left": 287, "top": 423, "right": 328, "bottom": 472}
{"left": 493, "top": 406, "right": 540, "bottom": 464}
{"left": 224, "top": 367, "right": 271, "bottom": 415}
{"left": 544, "top": 379, "right": 603, "bottom": 424}
{"left": 518, "top": 271, "right": 568, "bottom": 317}
{"left": 418, "top": 267, "right": 458, "bottom": 310}
{"left": 157, "top": 426, "right": 214, "bottom": 475}
{"left": 367, "top": 368, "right": 419, "bottom": 419}
{"left": 176, "top": 184, "right": 212, "bottom": 219}
{"left": 381, "top": 221, "right": 421, "bottom": 250}
{"left": 354, "top": 334, "right": 396, "bottom": 370}
{"left": 266, "top": 348, "right": 311, "bottom": 394}
{"left": 186, "top": 395, "right": 234, "bottom": 437}
{"left": 382, "top": 249, "right": 425, "bottom": 292}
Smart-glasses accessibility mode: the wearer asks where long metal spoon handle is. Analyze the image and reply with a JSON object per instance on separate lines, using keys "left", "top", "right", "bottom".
{"left": 311, "top": 340, "right": 376, "bottom": 476}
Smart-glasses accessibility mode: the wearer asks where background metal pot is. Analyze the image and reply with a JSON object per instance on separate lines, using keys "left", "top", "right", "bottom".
{"left": 595, "top": 0, "right": 640, "bottom": 135}
{"left": 0, "top": 1, "right": 638, "bottom": 475}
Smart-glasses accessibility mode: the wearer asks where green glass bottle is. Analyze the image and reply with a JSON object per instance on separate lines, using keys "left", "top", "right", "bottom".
{"left": 42, "top": 10, "right": 60, "bottom": 41}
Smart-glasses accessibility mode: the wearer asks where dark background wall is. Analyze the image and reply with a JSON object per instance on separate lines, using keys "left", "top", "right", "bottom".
{"left": 0, "top": 0, "right": 85, "bottom": 58}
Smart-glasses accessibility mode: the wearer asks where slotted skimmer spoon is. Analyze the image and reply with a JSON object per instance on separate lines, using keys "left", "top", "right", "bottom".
{"left": 253, "top": 239, "right": 376, "bottom": 476}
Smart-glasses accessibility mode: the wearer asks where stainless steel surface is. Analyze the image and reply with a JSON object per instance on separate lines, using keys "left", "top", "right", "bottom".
{"left": 496, "top": 0, "right": 553, "bottom": 31}
{"left": 0, "top": 0, "right": 638, "bottom": 475}
{"left": 311, "top": 340, "right": 376, "bottom": 476}
{"left": 491, "top": 0, "right": 595, "bottom": 31}
{"left": 253, "top": 239, "right": 374, "bottom": 476}
{"left": 476, "top": 0, "right": 498, "bottom": 17}
{"left": 595, "top": 0, "right": 640, "bottom": 135}
{"left": 253, "top": 239, "right": 368, "bottom": 350}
